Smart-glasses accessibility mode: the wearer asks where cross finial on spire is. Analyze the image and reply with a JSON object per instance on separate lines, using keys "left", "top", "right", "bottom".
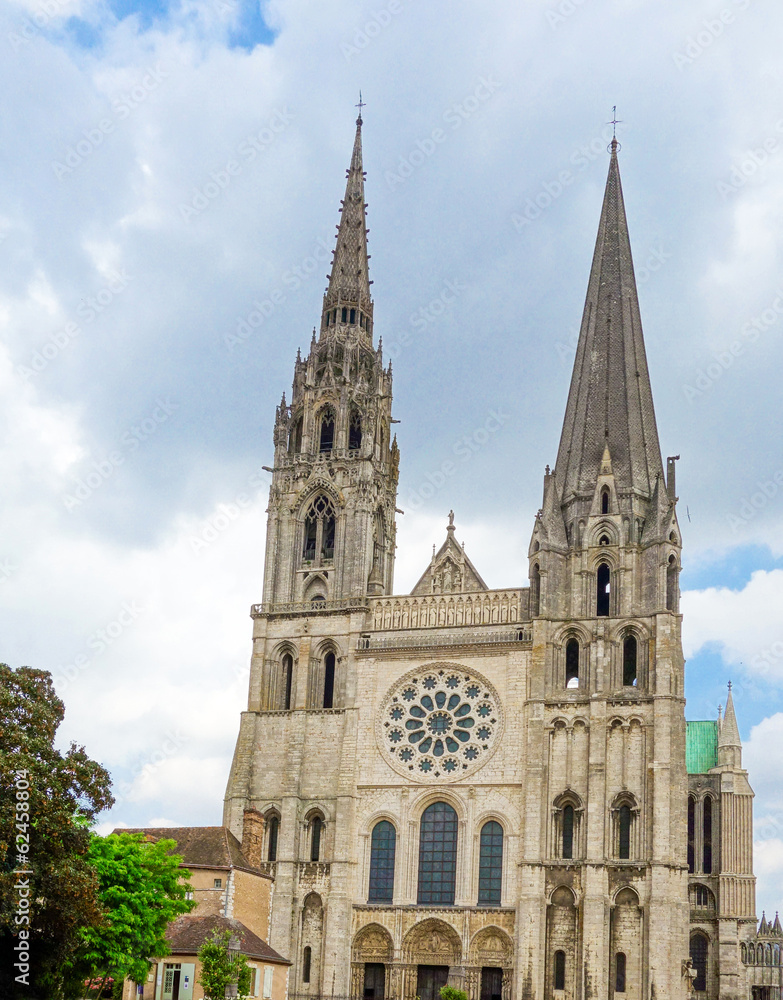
{"left": 356, "top": 91, "right": 366, "bottom": 123}
{"left": 607, "top": 105, "right": 623, "bottom": 153}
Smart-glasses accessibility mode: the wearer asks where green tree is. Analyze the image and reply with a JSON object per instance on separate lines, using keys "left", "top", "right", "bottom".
{"left": 439, "top": 987, "right": 468, "bottom": 1000}
{"left": 0, "top": 664, "right": 114, "bottom": 1000}
{"left": 198, "top": 929, "right": 252, "bottom": 999}
{"left": 71, "top": 832, "right": 196, "bottom": 994}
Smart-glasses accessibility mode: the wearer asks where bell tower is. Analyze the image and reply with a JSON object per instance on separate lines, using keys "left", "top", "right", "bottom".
{"left": 261, "top": 112, "right": 398, "bottom": 606}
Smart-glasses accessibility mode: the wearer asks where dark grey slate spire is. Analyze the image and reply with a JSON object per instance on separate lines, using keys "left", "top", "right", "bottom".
{"left": 554, "top": 139, "right": 664, "bottom": 507}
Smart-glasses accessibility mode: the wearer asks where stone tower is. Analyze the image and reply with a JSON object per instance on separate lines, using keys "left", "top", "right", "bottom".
{"left": 261, "top": 110, "right": 398, "bottom": 608}
{"left": 523, "top": 138, "right": 689, "bottom": 1000}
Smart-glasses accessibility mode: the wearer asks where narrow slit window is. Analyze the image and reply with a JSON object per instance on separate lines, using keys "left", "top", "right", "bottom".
{"left": 601, "top": 488, "right": 610, "bottom": 514}
{"left": 267, "top": 815, "right": 279, "bottom": 862}
{"left": 597, "top": 563, "right": 611, "bottom": 616}
{"left": 703, "top": 797, "right": 712, "bottom": 874}
{"left": 618, "top": 805, "right": 631, "bottom": 859}
{"left": 562, "top": 805, "right": 574, "bottom": 859}
{"left": 283, "top": 653, "right": 293, "bottom": 709}
{"left": 667, "top": 555, "right": 678, "bottom": 611}
{"left": 310, "top": 817, "right": 322, "bottom": 861}
{"left": 303, "top": 946, "right": 311, "bottom": 984}
{"left": 615, "top": 953, "right": 626, "bottom": 993}
{"left": 623, "top": 636, "right": 637, "bottom": 686}
{"left": 531, "top": 563, "right": 541, "bottom": 616}
{"left": 554, "top": 950, "right": 566, "bottom": 991}
{"left": 687, "top": 796, "right": 695, "bottom": 874}
{"left": 566, "top": 639, "right": 579, "bottom": 688}
{"left": 323, "top": 652, "right": 335, "bottom": 709}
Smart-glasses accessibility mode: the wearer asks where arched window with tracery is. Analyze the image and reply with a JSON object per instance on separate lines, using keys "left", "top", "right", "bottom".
{"left": 477, "top": 820, "right": 503, "bottom": 906}
{"left": 597, "top": 562, "right": 611, "bottom": 616}
{"left": 302, "top": 494, "right": 336, "bottom": 566}
{"left": 690, "top": 933, "right": 708, "bottom": 992}
{"left": 267, "top": 814, "right": 279, "bottom": 862}
{"left": 623, "top": 636, "right": 637, "bottom": 686}
{"left": 417, "top": 801, "right": 458, "bottom": 905}
{"left": 566, "top": 638, "right": 580, "bottom": 688}
{"left": 349, "top": 408, "right": 362, "bottom": 451}
{"left": 368, "top": 820, "right": 396, "bottom": 903}
{"left": 319, "top": 408, "right": 335, "bottom": 452}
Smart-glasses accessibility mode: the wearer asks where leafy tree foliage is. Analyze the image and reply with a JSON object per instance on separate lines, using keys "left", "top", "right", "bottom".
{"left": 439, "top": 987, "right": 469, "bottom": 1000}
{"left": 198, "top": 929, "right": 252, "bottom": 999}
{"left": 0, "top": 664, "right": 114, "bottom": 1000}
{"left": 72, "top": 832, "right": 195, "bottom": 991}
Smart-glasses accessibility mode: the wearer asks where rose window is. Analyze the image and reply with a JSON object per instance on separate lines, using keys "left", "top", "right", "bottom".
{"left": 377, "top": 665, "right": 503, "bottom": 781}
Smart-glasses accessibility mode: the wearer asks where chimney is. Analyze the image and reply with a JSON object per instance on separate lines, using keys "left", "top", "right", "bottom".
{"left": 242, "top": 808, "right": 265, "bottom": 867}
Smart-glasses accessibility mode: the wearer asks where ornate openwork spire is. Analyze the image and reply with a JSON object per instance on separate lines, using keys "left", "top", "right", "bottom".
{"left": 554, "top": 139, "right": 664, "bottom": 505}
{"left": 321, "top": 110, "right": 373, "bottom": 340}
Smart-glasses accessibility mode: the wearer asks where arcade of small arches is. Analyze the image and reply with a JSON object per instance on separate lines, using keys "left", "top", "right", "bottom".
{"left": 529, "top": 554, "right": 680, "bottom": 619}
{"left": 262, "top": 809, "right": 329, "bottom": 864}
{"left": 349, "top": 920, "right": 514, "bottom": 1000}
{"left": 741, "top": 942, "right": 782, "bottom": 966}
{"left": 553, "top": 628, "right": 648, "bottom": 691}
{"left": 263, "top": 642, "right": 343, "bottom": 712}
{"left": 287, "top": 404, "right": 389, "bottom": 461}
{"left": 549, "top": 789, "right": 640, "bottom": 862}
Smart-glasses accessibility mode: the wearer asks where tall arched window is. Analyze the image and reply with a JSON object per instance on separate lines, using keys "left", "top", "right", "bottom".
{"left": 303, "top": 946, "right": 312, "bottom": 984}
{"left": 562, "top": 805, "right": 574, "bottom": 859}
{"left": 615, "top": 953, "right": 627, "bottom": 993}
{"left": 267, "top": 814, "right": 279, "bottom": 862}
{"left": 565, "top": 639, "right": 580, "bottom": 688}
{"left": 289, "top": 415, "right": 303, "bottom": 455}
{"left": 554, "top": 951, "right": 566, "bottom": 991}
{"left": 302, "top": 494, "right": 336, "bottom": 565}
{"left": 690, "top": 933, "right": 708, "bottom": 992}
{"left": 417, "top": 801, "right": 458, "bottom": 905}
{"left": 687, "top": 796, "right": 696, "bottom": 873}
{"left": 478, "top": 821, "right": 503, "bottom": 906}
{"left": 703, "top": 797, "right": 713, "bottom": 874}
{"left": 368, "top": 821, "right": 396, "bottom": 903}
{"left": 618, "top": 805, "right": 631, "bottom": 860}
{"left": 623, "top": 636, "right": 637, "bottom": 687}
{"left": 667, "top": 555, "right": 678, "bottom": 611}
{"left": 323, "top": 652, "right": 335, "bottom": 709}
{"left": 310, "top": 817, "right": 323, "bottom": 861}
{"left": 319, "top": 409, "right": 334, "bottom": 452}
{"left": 601, "top": 488, "right": 610, "bottom": 514}
{"left": 349, "top": 409, "right": 362, "bottom": 450}
{"left": 282, "top": 653, "right": 293, "bottom": 710}
{"left": 597, "top": 563, "right": 611, "bottom": 616}
{"left": 531, "top": 563, "right": 541, "bottom": 617}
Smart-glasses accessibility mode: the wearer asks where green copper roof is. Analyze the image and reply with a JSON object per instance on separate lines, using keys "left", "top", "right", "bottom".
{"left": 687, "top": 721, "right": 718, "bottom": 774}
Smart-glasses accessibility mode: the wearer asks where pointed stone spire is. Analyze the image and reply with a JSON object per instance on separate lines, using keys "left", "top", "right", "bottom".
{"left": 773, "top": 913, "right": 783, "bottom": 937}
{"left": 554, "top": 139, "right": 664, "bottom": 507}
{"left": 321, "top": 110, "right": 373, "bottom": 340}
{"left": 719, "top": 682, "right": 742, "bottom": 748}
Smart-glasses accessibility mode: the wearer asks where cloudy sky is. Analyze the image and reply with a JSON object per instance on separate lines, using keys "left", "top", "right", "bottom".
{"left": 2, "top": 0, "right": 782, "bottom": 916}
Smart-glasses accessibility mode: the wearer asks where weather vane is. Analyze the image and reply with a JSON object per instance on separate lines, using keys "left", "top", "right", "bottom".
{"left": 607, "top": 105, "right": 623, "bottom": 139}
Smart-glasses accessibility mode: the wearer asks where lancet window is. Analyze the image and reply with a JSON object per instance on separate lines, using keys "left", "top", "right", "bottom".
{"left": 302, "top": 494, "right": 336, "bottom": 565}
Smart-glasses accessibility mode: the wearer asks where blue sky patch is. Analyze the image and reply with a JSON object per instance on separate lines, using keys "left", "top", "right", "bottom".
{"left": 682, "top": 543, "right": 783, "bottom": 592}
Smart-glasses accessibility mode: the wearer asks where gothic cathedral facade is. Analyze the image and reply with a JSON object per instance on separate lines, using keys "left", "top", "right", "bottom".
{"left": 224, "top": 117, "right": 776, "bottom": 1000}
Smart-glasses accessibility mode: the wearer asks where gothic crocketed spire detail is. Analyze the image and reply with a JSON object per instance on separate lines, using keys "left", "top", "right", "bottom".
{"left": 321, "top": 112, "right": 373, "bottom": 339}
{"left": 554, "top": 139, "right": 664, "bottom": 507}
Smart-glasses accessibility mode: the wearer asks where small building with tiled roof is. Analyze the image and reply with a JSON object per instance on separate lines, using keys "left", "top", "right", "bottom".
{"left": 116, "top": 813, "right": 290, "bottom": 1000}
